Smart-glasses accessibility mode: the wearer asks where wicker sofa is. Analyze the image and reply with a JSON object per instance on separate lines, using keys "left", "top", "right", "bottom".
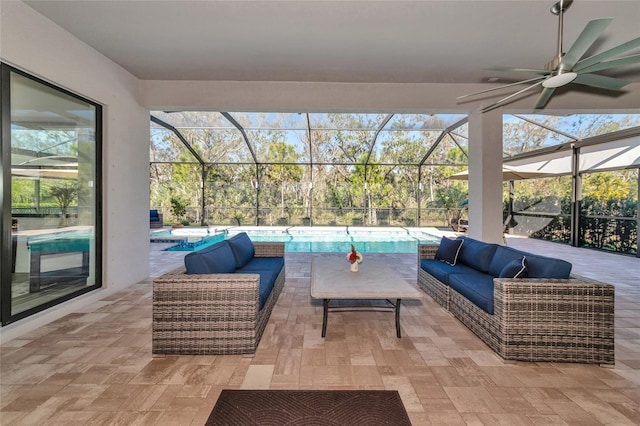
{"left": 153, "top": 233, "right": 285, "bottom": 355}
{"left": 418, "top": 237, "right": 615, "bottom": 365}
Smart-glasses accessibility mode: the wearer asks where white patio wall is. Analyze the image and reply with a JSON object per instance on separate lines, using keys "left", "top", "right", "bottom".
{"left": 0, "top": 1, "right": 150, "bottom": 341}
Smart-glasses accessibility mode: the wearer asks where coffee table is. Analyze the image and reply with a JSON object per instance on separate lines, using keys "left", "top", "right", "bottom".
{"left": 311, "top": 256, "right": 422, "bottom": 338}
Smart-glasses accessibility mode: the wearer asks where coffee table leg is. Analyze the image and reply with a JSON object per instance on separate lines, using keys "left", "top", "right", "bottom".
{"left": 395, "top": 299, "right": 402, "bottom": 338}
{"left": 322, "top": 299, "right": 329, "bottom": 338}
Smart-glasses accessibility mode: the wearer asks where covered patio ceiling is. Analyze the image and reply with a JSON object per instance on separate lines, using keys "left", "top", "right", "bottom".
{"left": 23, "top": 1, "right": 640, "bottom": 86}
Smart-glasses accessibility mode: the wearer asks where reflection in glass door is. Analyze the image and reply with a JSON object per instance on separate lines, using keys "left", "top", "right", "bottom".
{"left": 1, "top": 64, "right": 101, "bottom": 325}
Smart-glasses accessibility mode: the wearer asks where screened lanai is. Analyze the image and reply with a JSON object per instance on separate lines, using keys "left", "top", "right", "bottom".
{"left": 150, "top": 111, "right": 640, "bottom": 256}
{"left": 502, "top": 114, "right": 640, "bottom": 256}
{"left": 150, "top": 112, "right": 470, "bottom": 229}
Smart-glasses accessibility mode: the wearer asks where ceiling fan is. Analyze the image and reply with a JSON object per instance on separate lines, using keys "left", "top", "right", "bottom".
{"left": 458, "top": 0, "right": 640, "bottom": 112}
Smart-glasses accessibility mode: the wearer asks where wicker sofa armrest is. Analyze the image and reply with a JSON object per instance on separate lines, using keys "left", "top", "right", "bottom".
{"left": 417, "top": 244, "right": 438, "bottom": 264}
{"left": 154, "top": 271, "right": 261, "bottom": 319}
{"left": 494, "top": 274, "right": 615, "bottom": 312}
{"left": 492, "top": 274, "right": 615, "bottom": 364}
{"left": 254, "top": 241, "right": 285, "bottom": 257}
{"left": 153, "top": 270, "right": 262, "bottom": 355}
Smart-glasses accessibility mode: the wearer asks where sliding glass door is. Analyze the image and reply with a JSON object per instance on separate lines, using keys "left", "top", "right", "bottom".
{"left": 1, "top": 64, "right": 102, "bottom": 325}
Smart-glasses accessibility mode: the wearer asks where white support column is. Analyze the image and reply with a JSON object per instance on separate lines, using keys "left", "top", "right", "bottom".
{"left": 467, "top": 109, "right": 504, "bottom": 244}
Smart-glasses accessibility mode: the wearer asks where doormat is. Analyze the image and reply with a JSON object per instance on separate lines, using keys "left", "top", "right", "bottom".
{"left": 206, "top": 389, "right": 412, "bottom": 425}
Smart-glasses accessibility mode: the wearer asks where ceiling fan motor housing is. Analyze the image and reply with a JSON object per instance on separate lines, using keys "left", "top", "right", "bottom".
{"left": 544, "top": 56, "right": 562, "bottom": 72}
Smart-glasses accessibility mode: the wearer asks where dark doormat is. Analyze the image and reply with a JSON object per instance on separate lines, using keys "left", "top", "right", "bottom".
{"left": 206, "top": 389, "right": 412, "bottom": 425}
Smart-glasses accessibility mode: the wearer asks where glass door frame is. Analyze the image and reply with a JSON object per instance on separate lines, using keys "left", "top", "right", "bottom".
{"left": 0, "top": 63, "right": 103, "bottom": 326}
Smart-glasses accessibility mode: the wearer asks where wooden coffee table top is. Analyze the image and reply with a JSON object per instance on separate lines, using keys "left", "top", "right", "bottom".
{"left": 311, "top": 256, "right": 423, "bottom": 300}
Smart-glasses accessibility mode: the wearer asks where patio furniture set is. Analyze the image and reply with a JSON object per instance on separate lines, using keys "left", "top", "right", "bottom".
{"left": 152, "top": 232, "right": 615, "bottom": 366}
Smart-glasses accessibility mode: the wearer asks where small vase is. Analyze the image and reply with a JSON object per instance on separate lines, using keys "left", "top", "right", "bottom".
{"left": 350, "top": 262, "right": 359, "bottom": 272}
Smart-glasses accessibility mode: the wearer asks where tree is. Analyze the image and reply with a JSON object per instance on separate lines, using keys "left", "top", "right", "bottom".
{"left": 48, "top": 182, "right": 78, "bottom": 225}
{"left": 170, "top": 196, "right": 188, "bottom": 224}
{"left": 582, "top": 172, "right": 632, "bottom": 200}
{"left": 262, "top": 140, "right": 304, "bottom": 220}
{"left": 434, "top": 184, "right": 468, "bottom": 226}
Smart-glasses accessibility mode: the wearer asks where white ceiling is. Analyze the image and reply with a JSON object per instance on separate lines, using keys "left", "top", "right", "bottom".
{"left": 23, "top": 0, "right": 640, "bottom": 84}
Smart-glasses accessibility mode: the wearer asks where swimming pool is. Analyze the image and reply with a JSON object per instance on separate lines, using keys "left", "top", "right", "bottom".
{"left": 153, "top": 227, "right": 440, "bottom": 253}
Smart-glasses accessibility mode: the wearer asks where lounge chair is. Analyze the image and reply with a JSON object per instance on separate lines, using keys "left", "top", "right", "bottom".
{"left": 150, "top": 209, "right": 163, "bottom": 228}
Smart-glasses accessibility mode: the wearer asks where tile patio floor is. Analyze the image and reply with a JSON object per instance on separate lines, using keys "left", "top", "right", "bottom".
{"left": 1, "top": 233, "right": 639, "bottom": 425}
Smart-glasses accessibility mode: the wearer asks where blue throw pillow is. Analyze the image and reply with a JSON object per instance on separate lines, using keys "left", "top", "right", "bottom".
{"left": 498, "top": 256, "right": 528, "bottom": 278}
{"left": 227, "top": 232, "right": 255, "bottom": 268}
{"left": 184, "top": 241, "right": 237, "bottom": 274}
{"left": 435, "top": 237, "right": 463, "bottom": 266}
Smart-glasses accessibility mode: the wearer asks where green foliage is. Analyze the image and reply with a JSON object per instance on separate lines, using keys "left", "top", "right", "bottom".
{"left": 583, "top": 171, "right": 633, "bottom": 200}
{"left": 233, "top": 212, "right": 244, "bottom": 226}
{"left": 170, "top": 197, "right": 187, "bottom": 222}
{"left": 580, "top": 196, "right": 637, "bottom": 254}
{"left": 48, "top": 182, "right": 79, "bottom": 215}
{"left": 433, "top": 184, "right": 468, "bottom": 224}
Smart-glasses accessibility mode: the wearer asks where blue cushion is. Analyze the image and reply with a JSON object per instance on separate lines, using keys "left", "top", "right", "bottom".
{"left": 435, "top": 237, "right": 463, "bottom": 265}
{"left": 237, "top": 257, "right": 285, "bottom": 274}
{"left": 420, "top": 259, "right": 483, "bottom": 285}
{"left": 449, "top": 274, "right": 496, "bottom": 314}
{"left": 248, "top": 269, "right": 278, "bottom": 310}
{"left": 488, "top": 246, "right": 572, "bottom": 279}
{"left": 150, "top": 209, "right": 160, "bottom": 221}
{"left": 227, "top": 232, "right": 255, "bottom": 268}
{"left": 498, "top": 257, "right": 528, "bottom": 278}
{"left": 184, "top": 241, "right": 237, "bottom": 274}
{"left": 457, "top": 237, "right": 498, "bottom": 273}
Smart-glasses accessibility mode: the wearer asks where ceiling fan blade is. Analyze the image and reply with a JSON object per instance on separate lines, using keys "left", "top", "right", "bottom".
{"left": 485, "top": 66, "right": 551, "bottom": 75}
{"left": 572, "top": 73, "right": 630, "bottom": 90}
{"left": 573, "top": 37, "right": 640, "bottom": 72}
{"left": 534, "top": 87, "right": 556, "bottom": 109}
{"left": 574, "top": 54, "right": 640, "bottom": 74}
{"left": 561, "top": 18, "right": 613, "bottom": 70}
{"left": 480, "top": 80, "right": 544, "bottom": 112}
{"left": 457, "top": 76, "right": 547, "bottom": 100}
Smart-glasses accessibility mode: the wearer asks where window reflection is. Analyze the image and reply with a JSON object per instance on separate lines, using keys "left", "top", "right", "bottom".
{"left": 7, "top": 68, "right": 100, "bottom": 321}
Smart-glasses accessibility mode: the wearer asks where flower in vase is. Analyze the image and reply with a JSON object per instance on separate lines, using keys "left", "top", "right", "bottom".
{"left": 346, "top": 244, "right": 363, "bottom": 264}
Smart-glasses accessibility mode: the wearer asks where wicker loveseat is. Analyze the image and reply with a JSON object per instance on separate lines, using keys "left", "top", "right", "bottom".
{"left": 418, "top": 236, "right": 615, "bottom": 365}
{"left": 153, "top": 233, "right": 285, "bottom": 355}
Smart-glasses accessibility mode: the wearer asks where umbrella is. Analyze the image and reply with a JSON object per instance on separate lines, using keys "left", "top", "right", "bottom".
{"left": 448, "top": 165, "right": 552, "bottom": 233}
{"left": 448, "top": 165, "right": 550, "bottom": 181}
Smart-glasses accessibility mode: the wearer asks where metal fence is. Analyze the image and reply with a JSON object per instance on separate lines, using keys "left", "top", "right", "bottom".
{"left": 152, "top": 206, "right": 455, "bottom": 228}
{"left": 512, "top": 211, "right": 637, "bottom": 255}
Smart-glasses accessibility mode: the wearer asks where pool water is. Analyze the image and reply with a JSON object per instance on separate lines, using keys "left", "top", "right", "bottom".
{"left": 156, "top": 227, "right": 439, "bottom": 253}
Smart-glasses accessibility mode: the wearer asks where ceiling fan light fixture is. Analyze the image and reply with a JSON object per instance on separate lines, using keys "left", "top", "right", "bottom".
{"left": 542, "top": 72, "right": 578, "bottom": 88}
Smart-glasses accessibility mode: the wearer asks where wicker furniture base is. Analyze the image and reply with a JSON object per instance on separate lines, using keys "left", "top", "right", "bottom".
{"left": 418, "top": 244, "right": 615, "bottom": 365}
{"left": 153, "top": 242, "right": 285, "bottom": 355}
{"left": 417, "top": 244, "right": 448, "bottom": 308}
{"left": 417, "top": 268, "right": 449, "bottom": 309}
